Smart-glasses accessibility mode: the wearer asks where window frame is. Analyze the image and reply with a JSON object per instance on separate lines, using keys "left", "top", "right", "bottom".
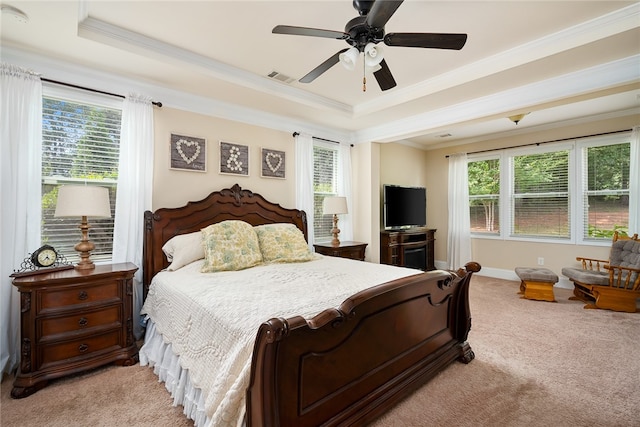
{"left": 312, "top": 139, "right": 340, "bottom": 243}
{"left": 41, "top": 85, "right": 123, "bottom": 263}
{"left": 468, "top": 132, "right": 631, "bottom": 246}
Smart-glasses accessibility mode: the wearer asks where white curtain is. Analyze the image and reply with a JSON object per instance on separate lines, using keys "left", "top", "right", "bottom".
{"left": 294, "top": 132, "right": 315, "bottom": 248}
{"left": 629, "top": 126, "right": 639, "bottom": 234}
{"left": 0, "top": 63, "right": 42, "bottom": 375}
{"left": 338, "top": 142, "right": 353, "bottom": 240}
{"left": 447, "top": 153, "right": 472, "bottom": 269}
{"left": 112, "top": 93, "right": 154, "bottom": 340}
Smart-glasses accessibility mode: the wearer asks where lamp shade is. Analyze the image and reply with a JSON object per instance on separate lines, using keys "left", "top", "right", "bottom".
{"left": 323, "top": 196, "right": 348, "bottom": 215}
{"left": 55, "top": 185, "right": 112, "bottom": 218}
{"left": 364, "top": 43, "right": 383, "bottom": 67}
{"left": 339, "top": 47, "right": 359, "bottom": 71}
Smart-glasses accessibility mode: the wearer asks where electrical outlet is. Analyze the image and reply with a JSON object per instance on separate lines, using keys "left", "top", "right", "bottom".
{"left": 537, "top": 257, "right": 544, "bottom": 266}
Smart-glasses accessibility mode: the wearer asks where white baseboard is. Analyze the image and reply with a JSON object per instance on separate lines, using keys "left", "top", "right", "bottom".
{"left": 434, "top": 260, "right": 574, "bottom": 289}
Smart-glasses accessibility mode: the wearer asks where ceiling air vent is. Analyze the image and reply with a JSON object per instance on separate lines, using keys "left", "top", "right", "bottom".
{"left": 267, "top": 71, "right": 295, "bottom": 84}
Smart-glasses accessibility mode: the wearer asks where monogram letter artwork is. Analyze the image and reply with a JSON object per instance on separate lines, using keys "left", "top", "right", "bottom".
{"left": 220, "top": 141, "right": 249, "bottom": 176}
{"left": 170, "top": 133, "right": 207, "bottom": 172}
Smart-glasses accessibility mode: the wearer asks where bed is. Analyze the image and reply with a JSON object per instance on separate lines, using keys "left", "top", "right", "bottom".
{"left": 140, "top": 184, "right": 480, "bottom": 427}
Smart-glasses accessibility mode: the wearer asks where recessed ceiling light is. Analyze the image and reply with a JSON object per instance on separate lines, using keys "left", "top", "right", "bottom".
{"left": 1, "top": 4, "right": 29, "bottom": 24}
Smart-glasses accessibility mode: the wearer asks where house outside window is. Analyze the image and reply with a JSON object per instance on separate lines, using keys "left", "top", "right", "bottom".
{"left": 313, "top": 140, "right": 339, "bottom": 242}
{"left": 41, "top": 91, "right": 122, "bottom": 262}
{"left": 468, "top": 132, "right": 631, "bottom": 243}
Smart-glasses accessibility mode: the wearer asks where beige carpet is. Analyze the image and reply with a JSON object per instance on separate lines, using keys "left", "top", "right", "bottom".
{"left": 2, "top": 275, "right": 639, "bottom": 427}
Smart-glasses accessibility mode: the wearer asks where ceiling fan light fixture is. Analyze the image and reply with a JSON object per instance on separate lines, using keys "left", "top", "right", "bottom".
{"left": 339, "top": 47, "right": 359, "bottom": 71}
{"left": 364, "top": 43, "right": 383, "bottom": 67}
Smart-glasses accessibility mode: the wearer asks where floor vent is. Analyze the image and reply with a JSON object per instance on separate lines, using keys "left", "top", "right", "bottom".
{"left": 267, "top": 71, "right": 296, "bottom": 84}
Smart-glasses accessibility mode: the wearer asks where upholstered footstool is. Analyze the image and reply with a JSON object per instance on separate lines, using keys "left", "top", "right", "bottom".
{"left": 515, "top": 267, "right": 558, "bottom": 302}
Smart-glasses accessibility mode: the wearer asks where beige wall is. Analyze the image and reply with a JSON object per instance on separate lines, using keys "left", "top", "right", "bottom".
{"left": 152, "top": 107, "right": 294, "bottom": 210}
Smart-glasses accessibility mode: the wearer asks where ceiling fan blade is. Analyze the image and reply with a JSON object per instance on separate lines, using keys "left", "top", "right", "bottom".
{"left": 384, "top": 33, "right": 468, "bottom": 50}
{"left": 373, "top": 59, "right": 397, "bottom": 91}
{"left": 366, "top": 0, "right": 404, "bottom": 29}
{"left": 299, "top": 49, "right": 348, "bottom": 83}
{"left": 272, "top": 25, "right": 348, "bottom": 40}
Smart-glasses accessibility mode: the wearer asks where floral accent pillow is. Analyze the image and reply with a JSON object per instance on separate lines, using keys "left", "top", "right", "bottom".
{"left": 254, "top": 223, "right": 315, "bottom": 263}
{"left": 162, "top": 231, "right": 205, "bottom": 271}
{"left": 201, "top": 220, "right": 263, "bottom": 272}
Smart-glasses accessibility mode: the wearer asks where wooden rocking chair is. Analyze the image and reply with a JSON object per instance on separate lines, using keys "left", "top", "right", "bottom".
{"left": 561, "top": 232, "right": 640, "bottom": 313}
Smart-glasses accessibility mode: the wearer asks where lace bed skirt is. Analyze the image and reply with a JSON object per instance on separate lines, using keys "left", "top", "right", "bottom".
{"left": 139, "top": 319, "right": 211, "bottom": 427}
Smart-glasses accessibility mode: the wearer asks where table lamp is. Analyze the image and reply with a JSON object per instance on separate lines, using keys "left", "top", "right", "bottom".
{"left": 322, "top": 196, "right": 348, "bottom": 247}
{"left": 54, "top": 185, "right": 111, "bottom": 270}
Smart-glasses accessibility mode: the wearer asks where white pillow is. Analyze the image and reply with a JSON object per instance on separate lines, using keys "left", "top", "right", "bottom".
{"left": 162, "top": 231, "right": 205, "bottom": 271}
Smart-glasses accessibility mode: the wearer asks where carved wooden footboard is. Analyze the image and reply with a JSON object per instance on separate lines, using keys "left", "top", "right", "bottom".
{"left": 247, "top": 262, "right": 481, "bottom": 427}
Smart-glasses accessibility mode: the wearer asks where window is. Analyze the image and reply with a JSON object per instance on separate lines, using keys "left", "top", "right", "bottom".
{"left": 581, "top": 141, "right": 630, "bottom": 239}
{"left": 512, "top": 149, "right": 569, "bottom": 238}
{"left": 468, "top": 133, "right": 631, "bottom": 242}
{"left": 468, "top": 157, "right": 500, "bottom": 234}
{"left": 41, "top": 93, "right": 122, "bottom": 262}
{"left": 313, "top": 141, "right": 339, "bottom": 242}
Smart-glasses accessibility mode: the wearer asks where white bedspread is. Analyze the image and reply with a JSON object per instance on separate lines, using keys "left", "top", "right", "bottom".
{"left": 140, "top": 255, "right": 420, "bottom": 427}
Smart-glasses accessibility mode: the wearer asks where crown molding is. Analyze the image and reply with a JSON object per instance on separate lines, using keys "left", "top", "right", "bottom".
{"left": 75, "top": 3, "right": 638, "bottom": 119}
{"left": 354, "top": 2, "right": 640, "bottom": 117}
{"left": 354, "top": 55, "right": 640, "bottom": 144}
{"left": 77, "top": 16, "right": 352, "bottom": 115}
{"left": 1, "top": 44, "right": 351, "bottom": 143}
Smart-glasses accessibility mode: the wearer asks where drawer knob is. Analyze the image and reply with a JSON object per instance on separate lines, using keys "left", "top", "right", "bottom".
{"left": 78, "top": 317, "right": 88, "bottom": 327}
{"left": 78, "top": 344, "right": 89, "bottom": 353}
{"left": 78, "top": 291, "right": 88, "bottom": 300}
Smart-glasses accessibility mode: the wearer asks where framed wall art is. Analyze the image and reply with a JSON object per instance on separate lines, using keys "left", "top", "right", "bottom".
{"left": 170, "top": 133, "right": 207, "bottom": 172}
{"left": 219, "top": 141, "right": 249, "bottom": 176}
{"left": 261, "top": 148, "right": 285, "bottom": 179}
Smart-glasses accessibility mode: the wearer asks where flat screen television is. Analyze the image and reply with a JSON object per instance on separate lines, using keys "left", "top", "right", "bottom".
{"left": 383, "top": 185, "right": 427, "bottom": 230}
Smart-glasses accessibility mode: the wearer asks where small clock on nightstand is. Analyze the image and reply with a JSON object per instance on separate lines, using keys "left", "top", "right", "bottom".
{"left": 11, "top": 245, "right": 73, "bottom": 277}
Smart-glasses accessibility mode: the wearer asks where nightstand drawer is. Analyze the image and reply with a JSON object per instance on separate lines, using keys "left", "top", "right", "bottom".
{"left": 330, "top": 247, "right": 362, "bottom": 260}
{"left": 39, "top": 305, "right": 121, "bottom": 339}
{"left": 39, "top": 281, "right": 120, "bottom": 313}
{"left": 314, "top": 241, "right": 367, "bottom": 261}
{"left": 39, "top": 329, "right": 121, "bottom": 369}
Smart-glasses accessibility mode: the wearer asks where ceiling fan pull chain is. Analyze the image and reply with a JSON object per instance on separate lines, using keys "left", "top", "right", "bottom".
{"left": 362, "top": 58, "right": 367, "bottom": 92}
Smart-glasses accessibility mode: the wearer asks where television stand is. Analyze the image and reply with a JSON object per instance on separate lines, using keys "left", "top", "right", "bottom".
{"left": 380, "top": 228, "right": 436, "bottom": 271}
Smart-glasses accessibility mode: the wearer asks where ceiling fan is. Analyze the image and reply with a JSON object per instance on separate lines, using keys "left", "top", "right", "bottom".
{"left": 272, "top": 0, "right": 467, "bottom": 91}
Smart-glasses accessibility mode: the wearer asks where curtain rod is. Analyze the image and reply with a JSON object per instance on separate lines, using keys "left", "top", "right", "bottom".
{"left": 42, "top": 78, "right": 162, "bottom": 107}
{"left": 292, "top": 132, "right": 354, "bottom": 147}
{"left": 445, "top": 129, "right": 632, "bottom": 158}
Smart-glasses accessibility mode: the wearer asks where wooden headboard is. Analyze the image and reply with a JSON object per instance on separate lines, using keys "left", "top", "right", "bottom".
{"left": 142, "top": 184, "right": 308, "bottom": 297}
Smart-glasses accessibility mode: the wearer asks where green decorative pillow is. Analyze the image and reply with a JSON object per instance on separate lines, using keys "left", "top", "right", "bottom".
{"left": 254, "top": 223, "right": 315, "bottom": 263}
{"left": 201, "top": 220, "right": 263, "bottom": 272}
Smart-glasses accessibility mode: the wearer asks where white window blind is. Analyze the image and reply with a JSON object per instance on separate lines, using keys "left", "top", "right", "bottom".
{"left": 511, "top": 149, "right": 570, "bottom": 238}
{"left": 313, "top": 142, "right": 339, "bottom": 241}
{"left": 582, "top": 142, "right": 630, "bottom": 239}
{"left": 41, "top": 96, "right": 122, "bottom": 262}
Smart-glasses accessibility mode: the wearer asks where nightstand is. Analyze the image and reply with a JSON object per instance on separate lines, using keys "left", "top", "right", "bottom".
{"left": 314, "top": 241, "right": 368, "bottom": 261}
{"left": 10, "top": 263, "right": 139, "bottom": 398}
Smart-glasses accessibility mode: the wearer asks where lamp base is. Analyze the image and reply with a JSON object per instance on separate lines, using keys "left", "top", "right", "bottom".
{"left": 331, "top": 214, "right": 341, "bottom": 247}
{"left": 74, "top": 217, "right": 96, "bottom": 270}
{"left": 75, "top": 260, "right": 96, "bottom": 270}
